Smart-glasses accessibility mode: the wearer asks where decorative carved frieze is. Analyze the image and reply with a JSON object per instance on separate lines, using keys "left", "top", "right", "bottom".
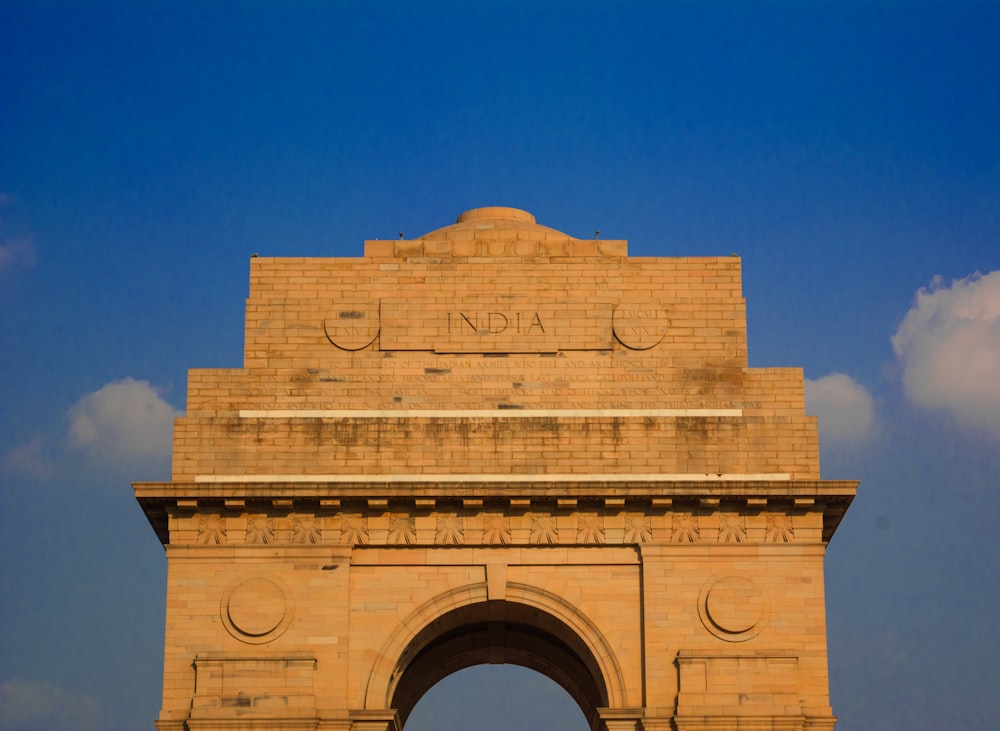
{"left": 292, "top": 515, "right": 322, "bottom": 544}
{"left": 171, "top": 504, "right": 813, "bottom": 546}
{"left": 434, "top": 514, "right": 464, "bottom": 545}
{"left": 482, "top": 513, "right": 511, "bottom": 545}
{"left": 718, "top": 513, "right": 747, "bottom": 544}
{"left": 245, "top": 515, "right": 274, "bottom": 544}
{"left": 624, "top": 513, "right": 653, "bottom": 543}
{"left": 197, "top": 515, "right": 226, "bottom": 545}
{"left": 528, "top": 512, "right": 558, "bottom": 544}
{"left": 387, "top": 515, "right": 417, "bottom": 545}
{"left": 671, "top": 514, "right": 700, "bottom": 543}
{"left": 765, "top": 513, "right": 795, "bottom": 543}
{"left": 340, "top": 514, "right": 369, "bottom": 545}
{"left": 577, "top": 513, "right": 605, "bottom": 544}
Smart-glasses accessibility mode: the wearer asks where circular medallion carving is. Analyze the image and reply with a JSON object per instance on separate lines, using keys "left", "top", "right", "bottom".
{"left": 324, "top": 302, "right": 379, "bottom": 351}
{"left": 221, "top": 576, "right": 292, "bottom": 644}
{"left": 698, "top": 575, "right": 768, "bottom": 642}
{"left": 613, "top": 302, "right": 668, "bottom": 350}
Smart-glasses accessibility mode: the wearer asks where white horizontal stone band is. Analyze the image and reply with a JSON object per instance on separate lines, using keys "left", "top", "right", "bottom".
{"left": 195, "top": 472, "right": 790, "bottom": 483}
{"left": 238, "top": 408, "right": 743, "bottom": 419}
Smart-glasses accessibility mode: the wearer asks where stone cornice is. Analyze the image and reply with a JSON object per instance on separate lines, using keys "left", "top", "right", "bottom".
{"left": 135, "top": 478, "right": 856, "bottom": 498}
{"left": 134, "top": 478, "right": 856, "bottom": 546}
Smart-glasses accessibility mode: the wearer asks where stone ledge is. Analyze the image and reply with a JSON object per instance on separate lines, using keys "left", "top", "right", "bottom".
{"left": 136, "top": 479, "right": 854, "bottom": 546}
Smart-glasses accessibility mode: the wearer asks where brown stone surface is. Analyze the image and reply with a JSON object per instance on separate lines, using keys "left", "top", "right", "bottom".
{"left": 136, "top": 207, "right": 855, "bottom": 731}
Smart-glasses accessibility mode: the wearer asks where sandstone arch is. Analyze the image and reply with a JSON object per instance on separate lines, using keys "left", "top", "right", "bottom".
{"left": 364, "top": 583, "right": 629, "bottom": 727}
{"left": 136, "top": 207, "right": 855, "bottom": 731}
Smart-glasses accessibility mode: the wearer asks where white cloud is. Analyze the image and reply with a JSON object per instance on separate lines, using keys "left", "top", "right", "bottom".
{"left": 892, "top": 270, "right": 1000, "bottom": 439}
{"left": 66, "top": 377, "right": 180, "bottom": 468}
{"left": 805, "top": 373, "right": 876, "bottom": 445}
{"left": 1, "top": 433, "right": 56, "bottom": 479}
{"left": 0, "top": 238, "right": 35, "bottom": 271}
{"left": 3, "top": 377, "right": 180, "bottom": 482}
{"left": 0, "top": 679, "right": 101, "bottom": 731}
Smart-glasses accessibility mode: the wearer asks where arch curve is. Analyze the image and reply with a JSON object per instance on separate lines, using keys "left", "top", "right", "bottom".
{"left": 363, "top": 582, "right": 628, "bottom": 727}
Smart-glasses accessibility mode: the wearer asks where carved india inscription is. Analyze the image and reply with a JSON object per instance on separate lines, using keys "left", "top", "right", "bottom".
{"left": 325, "top": 298, "right": 668, "bottom": 353}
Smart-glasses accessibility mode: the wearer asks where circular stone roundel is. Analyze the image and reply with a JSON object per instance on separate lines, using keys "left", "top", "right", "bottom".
{"left": 612, "top": 302, "right": 668, "bottom": 350}
{"left": 221, "top": 576, "right": 293, "bottom": 644}
{"left": 698, "top": 576, "right": 767, "bottom": 642}
{"left": 324, "top": 302, "right": 379, "bottom": 351}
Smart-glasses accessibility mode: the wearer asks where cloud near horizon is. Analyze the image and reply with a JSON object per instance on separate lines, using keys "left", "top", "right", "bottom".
{"left": 1, "top": 434, "right": 56, "bottom": 480}
{"left": 892, "top": 270, "right": 1000, "bottom": 439}
{"left": 804, "top": 373, "right": 876, "bottom": 446}
{"left": 0, "top": 679, "right": 101, "bottom": 731}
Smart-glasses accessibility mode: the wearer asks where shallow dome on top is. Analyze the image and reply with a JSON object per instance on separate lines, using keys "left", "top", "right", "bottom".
{"left": 419, "top": 206, "right": 577, "bottom": 241}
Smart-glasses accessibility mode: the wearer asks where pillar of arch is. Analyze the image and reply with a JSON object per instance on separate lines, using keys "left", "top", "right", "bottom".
{"left": 136, "top": 207, "right": 855, "bottom": 731}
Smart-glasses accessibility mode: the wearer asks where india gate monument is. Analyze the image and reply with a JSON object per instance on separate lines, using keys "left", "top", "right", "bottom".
{"left": 135, "top": 206, "right": 856, "bottom": 731}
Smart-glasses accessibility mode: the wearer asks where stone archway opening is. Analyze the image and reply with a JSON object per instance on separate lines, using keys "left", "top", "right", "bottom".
{"left": 386, "top": 601, "right": 609, "bottom": 730}
{"left": 405, "top": 665, "right": 589, "bottom": 731}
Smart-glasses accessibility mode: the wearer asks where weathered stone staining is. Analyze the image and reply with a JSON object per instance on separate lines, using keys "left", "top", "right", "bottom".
{"left": 135, "top": 206, "right": 856, "bottom": 731}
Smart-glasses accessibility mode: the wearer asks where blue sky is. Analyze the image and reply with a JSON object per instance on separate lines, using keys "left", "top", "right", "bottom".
{"left": 1, "top": 1, "right": 998, "bottom": 729}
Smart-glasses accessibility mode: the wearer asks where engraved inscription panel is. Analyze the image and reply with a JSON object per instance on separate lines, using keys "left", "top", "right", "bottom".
{"left": 613, "top": 301, "right": 668, "bottom": 350}
{"left": 379, "top": 296, "right": 614, "bottom": 352}
{"left": 324, "top": 301, "right": 380, "bottom": 351}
